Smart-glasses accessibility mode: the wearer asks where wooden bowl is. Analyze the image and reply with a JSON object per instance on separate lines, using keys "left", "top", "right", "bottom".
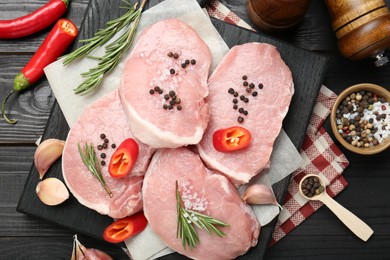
{"left": 330, "top": 83, "right": 390, "bottom": 155}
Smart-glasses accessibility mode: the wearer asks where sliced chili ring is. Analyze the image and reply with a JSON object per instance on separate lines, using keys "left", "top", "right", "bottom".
{"left": 213, "top": 126, "right": 252, "bottom": 152}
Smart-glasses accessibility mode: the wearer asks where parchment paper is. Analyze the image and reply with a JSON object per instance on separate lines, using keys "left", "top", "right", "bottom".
{"left": 44, "top": 0, "right": 303, "bottom": 259}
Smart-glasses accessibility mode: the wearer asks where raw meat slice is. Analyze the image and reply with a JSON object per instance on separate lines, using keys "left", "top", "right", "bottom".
{"left": 197, "top": 43, "right": 294, "bottom": 186}
{"left": 143, "top": 148, "right": 260, "bottom": 260}
{"left": 62, "top": 89, "right": 155, "bottom": 218}
{"left": 120, "top": 18, "right": 211, "bottom": 148}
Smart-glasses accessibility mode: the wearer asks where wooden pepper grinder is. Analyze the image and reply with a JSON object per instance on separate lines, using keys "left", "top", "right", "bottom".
{"left": 247, "top": 0, "right": 311, "bottom": 32}
{"left": 325, "top": 0, "right": 390, "bottom": 66}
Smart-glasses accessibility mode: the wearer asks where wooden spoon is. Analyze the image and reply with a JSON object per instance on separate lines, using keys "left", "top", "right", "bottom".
{"left": 299, "top": 174, "right": 374, "bottom": 241}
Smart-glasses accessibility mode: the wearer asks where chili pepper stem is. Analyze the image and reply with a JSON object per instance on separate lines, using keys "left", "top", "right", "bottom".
{"left": 1, "top": 90, "right": 17, "bottom": 124}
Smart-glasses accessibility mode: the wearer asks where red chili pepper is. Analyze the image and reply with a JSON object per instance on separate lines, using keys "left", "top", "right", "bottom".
{"left": 0, "top": 0, "right": 69, "bottom": 39}
{"left": 103, "top": 212, "right": 148, "bottom": 243}
{"left": 1, "top": 18, "right": 78, "bottom": 124}
{"left": 213, "top": 126, "right": 252, "bottom": 152}
{"left": 108, "top": 138, "right": 139, "bottom": 178}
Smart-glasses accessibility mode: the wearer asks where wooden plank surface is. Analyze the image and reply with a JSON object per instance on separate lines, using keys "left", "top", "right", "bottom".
{"left": 1, "top": 0, "right": 390, "bottom": 259}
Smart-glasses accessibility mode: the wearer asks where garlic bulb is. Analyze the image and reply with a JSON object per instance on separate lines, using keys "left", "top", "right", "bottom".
{"left": 72, "top": 234, "right": 113, "bottom": 260}
{"left": 242, "top": 184, "right": 283, "bottom": 210}
{"left": 34, "top": 138, "right": 65, "bottom": 179}
{"left": 36, "top": 177, "right": 69, "bottom": 206}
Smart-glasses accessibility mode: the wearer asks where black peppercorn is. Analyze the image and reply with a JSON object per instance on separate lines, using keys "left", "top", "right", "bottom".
{"left": 242, "top": 75, "right": 247, "bottom": 80}
{"left": 246, "top": 88, "right": 251, "bottom": 93}
{"left": 240, "top": 95, "right": 245, "bottom": 101}
{"left": 181, "top": 63, "right": 186, "bottom": 68}
{"left": 177, "top": 105, "right": 182, "bottom": 111}
{"left": 154, "top": 86, "right": 160, "bottom": 92}
{"left": 170, "top": 68, "right": 175, "bottom": 75}
{"left": 239, "top": 108, "right": 244, "bottom": 113}
{"left": 228, "top": 88, "right": 235, "bottom": 94}
{"left": 170, "top": 100, "right": 176, "bottom": 105}
{"left": 163, "top": 104, "right": 168, "bottom": 109}
{"left": 111, "top": 144, "right": 116, "bottom": 149}
{"left": 233, "top": 98, "right": 238, "bottom": 104}
{"left": 100, "top": 153, "right": 106, "bottom": 159}
{"left": 173, "top": 53, "right": 179, "bottom": 59}
{"left": 102, "top": 143, "right": 108, "bottom": 149}
{"left": 252, "top": 91, "right": 258, "bottom": 97}
{"left": 149, "top": 89, "right": 155, "bottom": 94}
{"left": 169, "top": 90, "right": 176, "bottom": 97}
{"left": 249, "top": 83, "right": 255, "bottom": 89}
{"left": 175, "top": 98, "right": 181, "bottom": 104}
{"left": 167, "top": 52, "right": 173, "bottom": 57}
{"left": 243, "top": 81, "right": 248, "bottom": 86}
{"left": 101, "top": 160, "right": 106, "bottom": 166}
{"left": 233, "top": 104, "right": 238, "bottom": 110}
{"left": 244, "top": 98, "right": 249, "bottom": 103}
{"left": 258, "top": 83, "right": 264, "bottom": 89}
{"left": 104, "top": 138, "right": 109, "bottom": 143}
{"left": 97, "top": 145, "right": 103, "bottom": 150}
{"left": 243, "top": 110, "right": 248, "bottom": 115}
{"left": 190, "top": 59, "right": 196, "bottom": 65}
{"left": 185, "top": 59, "right": 190, "bottom": 64}
{"left": 164, "top": 94, "right": 170, "bottom": 100}
{"left": 238, "top": 116, "right": 244, "bottom": 123}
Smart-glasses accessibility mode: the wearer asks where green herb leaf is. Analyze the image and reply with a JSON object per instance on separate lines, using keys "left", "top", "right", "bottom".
{"left": 78, "top": 143, "right": 112, "bottom": 197}
{"left": 62, "top": 0, "right": 148, "bottom": 95}
{"left": 175, "top": 181, "right": 229, "bottom": 250}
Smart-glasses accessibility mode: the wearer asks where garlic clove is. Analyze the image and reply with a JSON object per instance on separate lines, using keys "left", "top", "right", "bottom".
{"left": 34, "top": 138, "right": 65, "bottom": 179}
{"left": 36, "top": 177, "right": 69, "bottom": 206}
{"left": 242, "top": 184, "right": 283, "bottom": 210}
{"left": 72, "top": 234, "right": 113, "bottom": 260}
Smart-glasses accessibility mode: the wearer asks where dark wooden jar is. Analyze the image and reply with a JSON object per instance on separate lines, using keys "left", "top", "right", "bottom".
{"left": 247, "top": 0, "right": 311, "bottom": 32}
{"left": 325, "top": 0, "right": 390, "bottom": 66}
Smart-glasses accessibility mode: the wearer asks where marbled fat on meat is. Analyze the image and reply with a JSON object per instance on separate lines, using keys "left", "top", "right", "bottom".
{"left": 143, "top": 148, "right": 260, "bottom": 260}
{"left": 62, "top": 89, "right": 155, "bottom": 218}
{"left": 197, "top": 43, "right": 294, "bottom": 186}
{"left": 120, "top": 18, "right": 211, "bottom": 148}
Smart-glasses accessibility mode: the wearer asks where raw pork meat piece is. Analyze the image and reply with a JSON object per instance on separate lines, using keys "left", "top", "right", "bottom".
{"left": 120, "top": 18, "right": 211, "bottom": 148}
{"left": 62, "top": 89, "right": 155, "bottom": 218}
{"left": 143, "top": 148, "right": 260, "bottom": 260}
{"left": 197, "top": 43, "right": 294, "bottom": 186}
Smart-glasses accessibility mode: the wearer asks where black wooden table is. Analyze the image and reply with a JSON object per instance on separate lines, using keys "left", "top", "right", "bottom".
{"left": 1, "top": 0, "right": 389, "bottom": 259}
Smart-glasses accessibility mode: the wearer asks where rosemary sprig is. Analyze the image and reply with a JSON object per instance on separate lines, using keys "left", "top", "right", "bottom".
{"left": 176, "top": 181, "right": 229, "bottom": 250}
{"left": 63, "top": 0, "right": 147, "bottom": 95}
{"left": 78, "top": 143, "right": 112, "bottom": 197}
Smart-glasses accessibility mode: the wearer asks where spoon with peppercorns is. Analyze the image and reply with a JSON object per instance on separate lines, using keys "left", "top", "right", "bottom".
{"left": 299, "top": 174, "right": 374, "bottom": 241}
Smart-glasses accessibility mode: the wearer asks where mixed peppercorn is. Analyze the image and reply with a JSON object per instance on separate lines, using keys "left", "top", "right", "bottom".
{"left": 301, "top": 175, "right": 325, "bottom": 198}
{"left": 335, "top": 90, "right": 389, "bottom": 148}
{"left": 148, "top": 51, "right": 198, "bottom": 111}
{"left": 228, "top": 75, "right": 264, "bottom": 123}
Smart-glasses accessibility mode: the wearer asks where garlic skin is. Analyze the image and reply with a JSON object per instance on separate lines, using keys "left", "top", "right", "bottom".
{"left": 242, "top": 184, "right": 283, "bottom": 210}
{"left": 72, "top": 235, "right": 113, "bottom": 260}
{"left": 34, "top": 138, "right": 65, "bottom": 179}
{"left": 36, "top": 177, "right": 69, "bottom": 206}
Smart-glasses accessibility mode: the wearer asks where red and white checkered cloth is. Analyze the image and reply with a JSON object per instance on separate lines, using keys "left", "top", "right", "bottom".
{"left": 206, "top": 1, "right": 350, "bottom": 246}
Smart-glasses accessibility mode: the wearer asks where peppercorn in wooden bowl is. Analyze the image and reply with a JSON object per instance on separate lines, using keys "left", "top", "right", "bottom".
{"left": 331, "top": 83, "right": 390, "bottom": 155}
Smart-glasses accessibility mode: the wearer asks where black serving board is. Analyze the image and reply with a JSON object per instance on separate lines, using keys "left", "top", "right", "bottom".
{"left": 17, "top": 0, "right": 328, "bottom": 259}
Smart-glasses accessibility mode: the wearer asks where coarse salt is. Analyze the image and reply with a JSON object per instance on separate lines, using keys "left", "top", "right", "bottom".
{"left": 180, "top": 181, "right": 208, "bottom": 212}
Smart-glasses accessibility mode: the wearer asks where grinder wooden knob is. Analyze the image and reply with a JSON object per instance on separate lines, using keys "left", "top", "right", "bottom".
{"left": 325, "top": 0, "right": 390, "bottom": 66}
{"left": 247, "top": 0, "right": 311, "bottom": 32}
